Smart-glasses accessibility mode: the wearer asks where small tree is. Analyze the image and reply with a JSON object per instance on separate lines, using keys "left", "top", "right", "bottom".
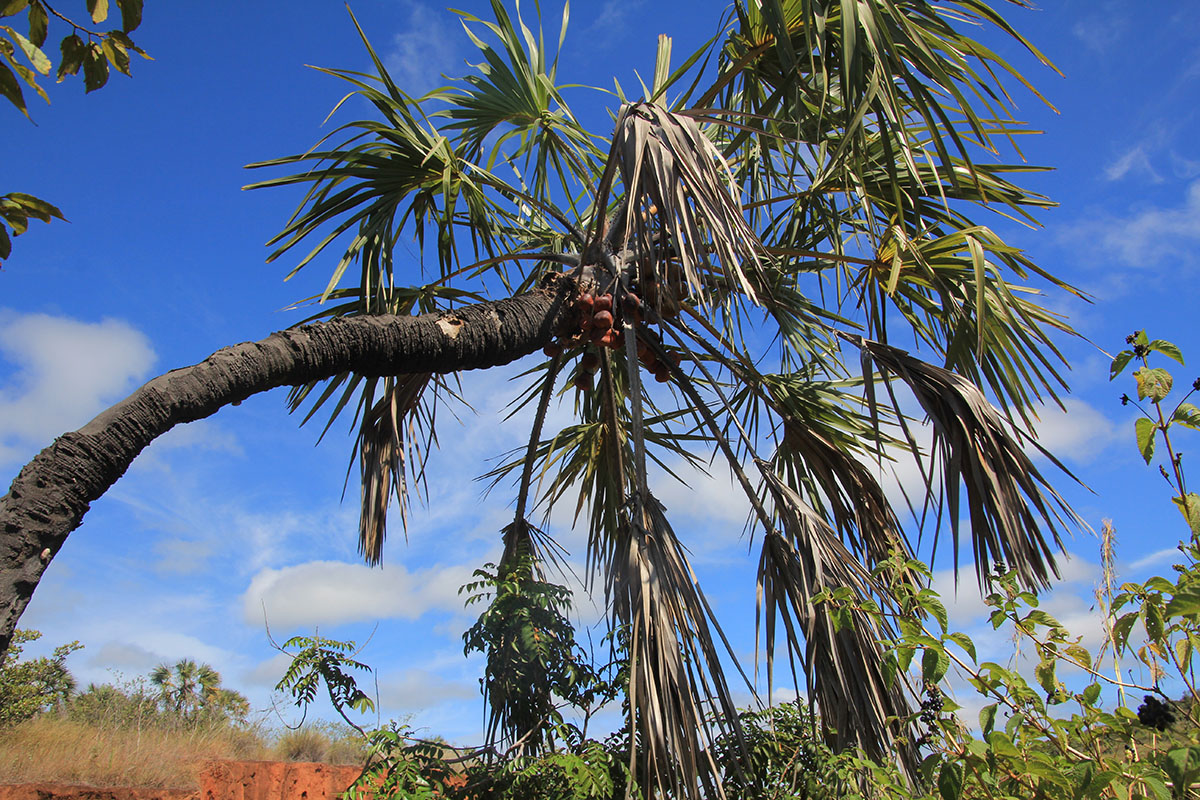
{"left": 0, "top": 628, "right": 80, "bottom": 726}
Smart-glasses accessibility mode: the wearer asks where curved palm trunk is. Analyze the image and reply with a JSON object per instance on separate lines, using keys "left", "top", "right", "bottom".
{"left": 0, "top": 280, "right": 574, "bottom": 655}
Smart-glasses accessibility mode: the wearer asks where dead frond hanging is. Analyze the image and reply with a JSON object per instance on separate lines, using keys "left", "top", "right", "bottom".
{"left": 356, "top": 372, "right": 433, "bottom": 565}
{"left": 612, "top": 102, "right": 762, "bottom": 312}
{"left": 755, "top": 469, "right": 920, "bottom": 782}
{"left": 607, "top": 491, "right": 749, "bottom": 800}
{"left": 852, "top": 335, "right": 1075, "bottom": 591}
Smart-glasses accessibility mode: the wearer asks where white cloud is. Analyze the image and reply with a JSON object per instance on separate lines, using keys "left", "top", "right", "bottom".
{"left": 1025, "top": 397, "right": 1119, "bottom": 465}
{"left": 1063, "top": 180, "right": 1200, "bottom": 268}
{"left": 385, "top": 2, "right": 462, "bottom": 96}
{"left": 242, "top": 559, "right": 476, "bottom": 628}
{"left": 378, "top": 667, "right": 478, "bottom": 710}
{"left": 0, "top": 311, "right": 155, "bottom": 465}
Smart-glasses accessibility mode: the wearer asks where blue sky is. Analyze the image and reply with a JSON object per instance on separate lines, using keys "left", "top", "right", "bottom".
{"left": 4, "top": 0, "right": 1200, "bottom": 741}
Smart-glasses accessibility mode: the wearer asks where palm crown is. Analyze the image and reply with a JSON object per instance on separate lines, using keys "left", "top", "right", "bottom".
{"left": 245, "top": 0, "right": 1082, "bottom": 795}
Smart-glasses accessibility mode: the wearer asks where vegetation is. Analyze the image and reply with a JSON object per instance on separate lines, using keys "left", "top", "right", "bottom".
{"left": 0, "top": 628, "right": 78, "bottom": 726}
{"left": 0, "top": 0, "right": 150, "bottom": 263}
{"left": 2, "top": 0, "right": 1190, "bottom": 797}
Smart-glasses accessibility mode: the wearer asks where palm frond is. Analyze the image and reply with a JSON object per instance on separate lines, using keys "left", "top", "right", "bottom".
{"left": 356, "top": 372, "right": 433, "bottom": 565}
{"left": 609, "top": 492, "right": 748, "bottom": 800}
{"left": 755, "top": 469, "right": 919, "bottom": 781}
{"left": 611, "top": 102, "right": 762, "bottom": 313}
{"left": 851, "top": 334, "right": 1077, "bottom": 591}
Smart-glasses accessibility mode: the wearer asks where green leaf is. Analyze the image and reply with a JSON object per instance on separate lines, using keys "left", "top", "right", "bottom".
{"left": 1110, "top": 350, "right": 1134, "bottom": 380}
{"left": 1173, "top": 493, "right": 1200, "bottom": 536}
{"left": 937, "top": 761, "right": 963, "bottom": 800}
{"left": 115, "top": 0, "right": 141, "bottom": 32}
{"left": 0, "top": 1, "right": 28, "bottom": 17}
{"left": 945, "top": 631, "right": 976, "bottom": 662}
{"left": 1165, "top": 583, "right": 1200, "bottom": 618}
{"left": 1136, "top": 417, "right": 1157, "bottom": 464}
{"left": 81, "top": 42, "right": 107, "bottom": 92}
{"left": 1081, "top": 683, "right": 1101, "bottom": 706}
{"left": 1135, "top": 330, "right": 1150, "bottom": 347}
{"left": 0, "top": 225, "right": 11, "bottom": 260}
{"left": 0, "top": 58, "right": 26, "bottom": 114}
{"left": 1135, "top": 366, "right": 1173, "bottom": 401}
{"left": 922, "top": 645, "right": 949, "bottom": 683}
{"left": 86, "top": 0, "right": 107, "bottom": 24}
{"left": 1174, "top": 403, "right": 1200, "bottom": 431}
{"left": 56, "top": 34, "right": 84, "bottom": 81}
{"left": 1150, "top": 339, "right": 1185, "bottom": 365}
{"left": 5, "top": 27, "right": 47, "bottom": 74}
{"left": 1145, "top": 602, "right": 1165, "bottom": 642}
{"left": 101, "top": 35, "right": 129, "bottom": 76}
{"left": 979, "top": 703, "right": 997, "bottom": 736}
{"left": 26, "top": 2, "right": 44, "bottom": 47}
{"left": 1034, "top": 656, "right": 1057, "bottom": 694}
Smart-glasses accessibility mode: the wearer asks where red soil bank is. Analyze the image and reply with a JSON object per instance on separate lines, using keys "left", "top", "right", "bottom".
{"left": 0, "top": 761, "right": 365, "bottom": 800}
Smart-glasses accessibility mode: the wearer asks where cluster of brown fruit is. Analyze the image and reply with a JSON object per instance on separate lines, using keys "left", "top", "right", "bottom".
{"left": 542, "top": 288, "right": 681, "bottom": 391}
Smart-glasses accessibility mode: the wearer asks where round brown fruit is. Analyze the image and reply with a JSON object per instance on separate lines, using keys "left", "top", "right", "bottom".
{"left": 575, "top": 372, "right": 594, "bottom": 391}
{"left": 543, "top": 341, "right": 563, "bottom": 358}
{"left": 577, "top": 293, "right": 594, "bottom": 312}
{"left": 580, "top": 352, "right": 600, "bottom": 372}
{"left": 654, "top": 369, "right": 670, "bottom": 383}
{"left": 594, "top": 294, "right": 613, "bottom": 313}
{"left": 593, "top": 310, "right": 614, "bottom": 330}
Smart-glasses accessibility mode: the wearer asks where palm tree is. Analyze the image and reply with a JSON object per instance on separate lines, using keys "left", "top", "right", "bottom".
{"left": 150, "top": 658, "right": 221, "bottom": 721}
{"left": 0, "top": 1, "right": 1083, "bottom": 795}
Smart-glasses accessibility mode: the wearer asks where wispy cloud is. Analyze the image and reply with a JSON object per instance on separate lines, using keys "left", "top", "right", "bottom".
{"left": 1105, "top": 145, "right": 1163, "bottom": 183}
{"left": 1072, "top": 11, "right": 1127, "bottom": 53}
{"left": 1060, "top": 179, "right": 1200, "bottom": 268}
{"left": 385, "top": 2, "right": 463, "bottom": 96}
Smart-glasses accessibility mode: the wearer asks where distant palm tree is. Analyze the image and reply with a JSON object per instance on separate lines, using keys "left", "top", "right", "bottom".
{"left": 2, "top": 2, "right": 1083, "bottom": 796}
{"left": 149, "top": 659, "right": 220, "bottom": 721}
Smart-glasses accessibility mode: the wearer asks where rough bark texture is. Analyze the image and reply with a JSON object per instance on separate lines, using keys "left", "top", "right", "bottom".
{"left": 0, "top": 280, "right": 573, "bottom": 655}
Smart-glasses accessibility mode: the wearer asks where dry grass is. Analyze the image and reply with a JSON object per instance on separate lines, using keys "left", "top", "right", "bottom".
{"left": 0, "top": 716, "right": 368, "bottom": 789}
{"left": 0, "top": 715, "right": 269, "bottom": 788}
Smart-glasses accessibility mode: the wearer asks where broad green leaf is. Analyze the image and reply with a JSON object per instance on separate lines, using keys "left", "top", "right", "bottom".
{"left": 1135, "top": 330, "right": 1150, "bottom": 347}
{"left": 0, "top": 58, "right": 25, "bottom": 114}
{"left": 1172, "top": 493, "right": 1200, "bottom": 537}
{"left": 1110, "top": 350, "right": 1134, "bottom": 380}
{"left": 115, "top": 0, "right": 142, "bottom": 32}
{"left": 27, "top": 1, "right": 45, "bottom": 48}
{"left": 937, "top": 761, "right": 963, "bottom": 800}
{"left": 979, "top": 702, "right": 997, "bottom": 735}
{"left": 1136, "top": 417, "right": 1156, "bottom": 464}
{"left": 1145, "top": 602, "right": 1165, "bottom": 642}
{"left": 922, "top": 645, "right": 949, "bottom": 683}
{"left": 0, "top": 0, "right": 27, "bottom": 17}
{"left": 4, "top": 27, "right": 47, "bottom": 74}
{"left": 87, "top": 0, "right": 108, "bottom": 24}
{"left": 1134, "top": 366, "right": 1173, "bottom": 401}
{"left": 1034, "top": 656, "right": 1056, "bottom": 694}
{"left": 1081, "top": 682, "right": 1101, "bottom": 706}
{"left": 56, "top": 34, "right": 84, "bottom": 81}
{"left": 101, "top": 35, "right": 129, "bottom": 76}
{"left": 1165, "top": 583, "right": 1200, "bottom": 618}
{"left": 82, "top": 42, "right": 108, "bottom": 92}
{"left": 1150, "top": 339, "right": 1185, "bottom": 365}
{"left": 945, "top": 631, "right": 976, "bottom": 662}
{"left": 0, "top": 225, "right": 10, "bottom": 259}
{"left": 1174, "top": 403, "right": 1200, "bottom": 431}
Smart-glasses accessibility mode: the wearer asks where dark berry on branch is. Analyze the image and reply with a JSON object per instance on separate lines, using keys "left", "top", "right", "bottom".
{"left": 1137, "top": 695, "right": 1175, "bottom": 731}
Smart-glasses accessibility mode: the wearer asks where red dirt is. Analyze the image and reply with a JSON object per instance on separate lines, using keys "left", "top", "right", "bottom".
{"left": 0, "top": 761, "right": 365, "bottom": 800}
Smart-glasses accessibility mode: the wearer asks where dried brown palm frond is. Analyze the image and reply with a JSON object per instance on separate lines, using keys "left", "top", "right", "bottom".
{"left": 755, "top": 469, "right": 919, "bottom": 781}
{"left": 608, "top": 491, "right": 748, "bottom": 800}
{"left": 850, "top": 334, "right": 1076, "bottom": 591}
{"left": 611, "top": 102, "right": 762, "bottom": 311}
{"left": 356, "top": 372, "right": 433, "bottom": 565}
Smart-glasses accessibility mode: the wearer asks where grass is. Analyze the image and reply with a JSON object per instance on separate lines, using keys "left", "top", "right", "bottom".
{"left": 0, "top": 715, "right": 369, "bottom": 789}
